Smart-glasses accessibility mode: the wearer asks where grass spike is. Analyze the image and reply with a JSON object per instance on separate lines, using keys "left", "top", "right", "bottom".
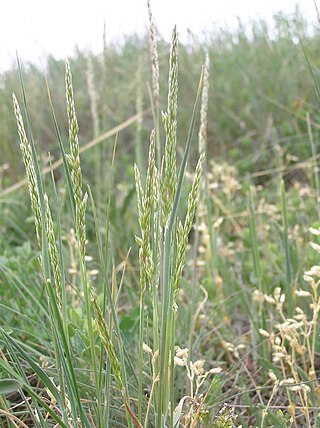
{"left": 162, "top": 26, "right": 178, "bottom": 223}
{"left": 44, "top": 194, "right": 62, "bottom": 308}
{"left": 199, "top": 53, "right": 210, "bottom": 154}
{"left": 174, "top": 152, "right": 204, "bottom": 295}
{"left": 12, "top": 93, "right": 42, "bottom": 248}
{"left": 147, "top": 0, "right": 159, "bottom": 108}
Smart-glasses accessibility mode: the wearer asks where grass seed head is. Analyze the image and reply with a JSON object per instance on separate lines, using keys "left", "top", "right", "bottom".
{"left": 173, "top": 153, "right": 204, "bottom": 294}
{"left": 65, "top": 60, "right": 87, "bottom": 259}
{"left": 162, "top": 26, "right": 179, "bottom": 223}
{"left": 86, "top": 54, "right": 100, "bottom": 138}
{"left": 199, "top": 53, "right": 210, "bottom": 154}
{"left": 13, "top": 93, "right": 42, "bottom": 248}
{"left": 135, "top": 130, "right": 156, "bottom": 294}
{"left": 89, "top": 281, "right": 123, "bottom": 389}
{"left": 147, "top": 0, "right": 159, "bottom": 107}
{"left": 44, "top": 194, "right": 62, "bottom": 307}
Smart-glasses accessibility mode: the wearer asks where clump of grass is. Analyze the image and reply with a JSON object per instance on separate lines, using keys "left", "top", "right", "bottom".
{"left": 9, "top": 59, "right": 131, "bottom": 427}
{"left": 5, "top": 21, "right": 212, "bottom": 426}
{"left": 4, "top": 7, "right": 320, "bottom": 428}
{"left": 133, "top": 24, "right": 212, "bottom": 426}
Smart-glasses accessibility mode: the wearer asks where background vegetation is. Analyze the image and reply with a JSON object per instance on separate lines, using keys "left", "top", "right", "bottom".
{"left": 1, "top": 7, "right": 320, "bottom": 427}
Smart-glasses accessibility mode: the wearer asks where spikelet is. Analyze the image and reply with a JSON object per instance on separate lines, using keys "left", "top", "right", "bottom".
{"left": 153, "top": 166, "right": 160, "bottom": 214}
{"left": 147, "top": 0, "right": 159, "bottom": 107}
{"left": 135, "top": 130, "right": 156, "bottom": 295}
{"left": 89, "top": 282, "right": 123, "bottom": 389}
{"left": 12, "top": 93, "right": 42, "bottom": 248}
{"left": 162, "top": 27, "right": 178, "bottom": 224}
{"left": 44, "top": 194, "right": 62, "bottom": 307}
{"left": 78, "top": 193, "right": 88, "bottom": 260}
{"left": 65, "top": 60, "right": 87, "bottom": 260}
{"left": 173, "top": 153, "right": 204, "bottom": 294}
{"left": 199, "top": 54, "right": 210, "bottom": 154}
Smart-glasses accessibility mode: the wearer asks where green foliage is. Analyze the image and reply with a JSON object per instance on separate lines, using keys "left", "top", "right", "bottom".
{"left": 0, "top": 379, "right": 22, "bottom": 395}
{"left": 2, "top": 8, "right": 320, "bottom": 428}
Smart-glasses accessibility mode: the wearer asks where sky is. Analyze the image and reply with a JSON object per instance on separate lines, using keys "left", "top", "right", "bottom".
{"left": 0, "top": 0, "right": 318, "bottom": 72}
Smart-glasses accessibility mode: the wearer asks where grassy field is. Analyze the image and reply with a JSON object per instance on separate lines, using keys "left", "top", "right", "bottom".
{"left": 1, "top": 6, "right": 320, "bottom": 427}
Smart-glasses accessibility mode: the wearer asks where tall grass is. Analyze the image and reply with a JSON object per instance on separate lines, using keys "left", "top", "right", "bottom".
{"left": 135, "top": 24, "right": 206, "bottom": 426}
{"left": 1, "top": 7, "right": 320, "bottom": 428}
{"left": 0, "top": 23, "right": 211, "bottom": 427}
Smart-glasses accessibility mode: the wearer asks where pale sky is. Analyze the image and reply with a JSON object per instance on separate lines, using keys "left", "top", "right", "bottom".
{"left": 0, "top": 0, "right": 317, "bottom": 72}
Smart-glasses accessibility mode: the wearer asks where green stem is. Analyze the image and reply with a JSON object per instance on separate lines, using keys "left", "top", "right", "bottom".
{"left": 138, "top": 295, "right": 145, "bottom": 420}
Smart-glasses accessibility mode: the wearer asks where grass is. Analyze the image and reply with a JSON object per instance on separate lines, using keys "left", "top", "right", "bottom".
{"left": 1, "top": 5, "right": 320, "bottom": 428}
